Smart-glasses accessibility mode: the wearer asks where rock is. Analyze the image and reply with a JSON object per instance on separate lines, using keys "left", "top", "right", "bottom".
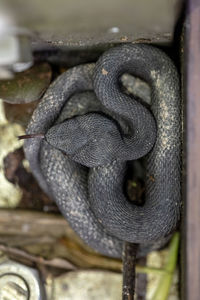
{"left": 0, "top": 63, "right": 52, "bottom": 104}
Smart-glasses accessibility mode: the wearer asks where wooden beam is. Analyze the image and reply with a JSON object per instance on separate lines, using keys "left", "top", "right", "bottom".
{"left": 185, "top": 1, "right": 200, "bottom": 299}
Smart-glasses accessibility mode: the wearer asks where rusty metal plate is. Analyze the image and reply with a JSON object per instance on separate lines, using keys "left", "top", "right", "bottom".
{"left": 2, "top": 0, "right": 182, "bottom": 47}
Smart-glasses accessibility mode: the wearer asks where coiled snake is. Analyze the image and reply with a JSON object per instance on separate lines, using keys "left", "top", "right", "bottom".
{"left": 24, "top": 44, "right": 181, "bottom": 258}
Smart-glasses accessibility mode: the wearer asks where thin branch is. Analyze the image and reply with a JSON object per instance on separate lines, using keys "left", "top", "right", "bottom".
{"left": 122, "top": 242, "right": 138, "bottom": 300}
{"left": 0, "top": 244, "right": 76, "bottom": 270}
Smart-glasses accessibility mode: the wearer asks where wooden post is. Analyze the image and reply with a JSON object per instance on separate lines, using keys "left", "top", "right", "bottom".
{"left": 185, "top": 1, "right": 200, "bottom": 299}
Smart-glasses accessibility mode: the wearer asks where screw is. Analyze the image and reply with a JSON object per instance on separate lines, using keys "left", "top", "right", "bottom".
{"left": 0, "top": 261, "right": 45, "bottom": 300}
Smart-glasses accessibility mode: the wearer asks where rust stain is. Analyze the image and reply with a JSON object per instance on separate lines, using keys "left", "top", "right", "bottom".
{"left": 149, "top": 175, "right": 155, "bottom": 182}
{"left": 128, "top": 294, "right": 132, "bottom": 300}
{"left": 120, "top": 36, "right": 128, "bottom": 42}
{"left": 134, "top": 38, "right": 152, "bottom": 43}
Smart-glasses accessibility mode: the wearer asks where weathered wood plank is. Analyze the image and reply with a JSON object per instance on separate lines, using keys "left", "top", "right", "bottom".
{"left": 185, "top": 1, "right": 200, "bottom": 299}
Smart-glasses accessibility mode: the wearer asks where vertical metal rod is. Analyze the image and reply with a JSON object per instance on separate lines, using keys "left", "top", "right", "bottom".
{"left": 122, "top": 242, "right": 138, "bottom": 300}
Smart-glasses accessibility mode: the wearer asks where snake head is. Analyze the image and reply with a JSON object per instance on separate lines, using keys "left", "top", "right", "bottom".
{"left": 45, "top": 113, "right": 123, "bottom": 167}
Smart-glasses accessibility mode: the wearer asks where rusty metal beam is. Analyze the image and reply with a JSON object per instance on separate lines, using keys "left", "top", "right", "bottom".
{"left": 185, "top": 1, "right": 200, "bottom": 299}
{"left": 1, "top": 0, "right": 182, "bottom": 48}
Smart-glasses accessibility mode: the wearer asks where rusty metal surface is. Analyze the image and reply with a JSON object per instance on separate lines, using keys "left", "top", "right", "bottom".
{"left": 2, "top": 0, "right": 182, "bottom": 47}
{"left": 185, "top": 1, "right": 200, "bottom": 299}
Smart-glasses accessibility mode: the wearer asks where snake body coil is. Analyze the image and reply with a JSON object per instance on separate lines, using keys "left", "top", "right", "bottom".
{"left": 24, "top": 44, "right": 181, "bottom": 257}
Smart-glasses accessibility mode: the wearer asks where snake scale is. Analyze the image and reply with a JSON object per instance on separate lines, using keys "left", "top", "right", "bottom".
{"left": 24, "top": 44, "right": 181, "bottom": 258}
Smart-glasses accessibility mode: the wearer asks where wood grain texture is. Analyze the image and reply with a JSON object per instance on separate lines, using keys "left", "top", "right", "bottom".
{"left": 185, "top": 1, "right": 200, "bottom": 299}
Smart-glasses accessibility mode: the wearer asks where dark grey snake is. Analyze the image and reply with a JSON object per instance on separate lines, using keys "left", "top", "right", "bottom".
{"left": 24, "top": 44, "right": 181, "bottom": 258}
